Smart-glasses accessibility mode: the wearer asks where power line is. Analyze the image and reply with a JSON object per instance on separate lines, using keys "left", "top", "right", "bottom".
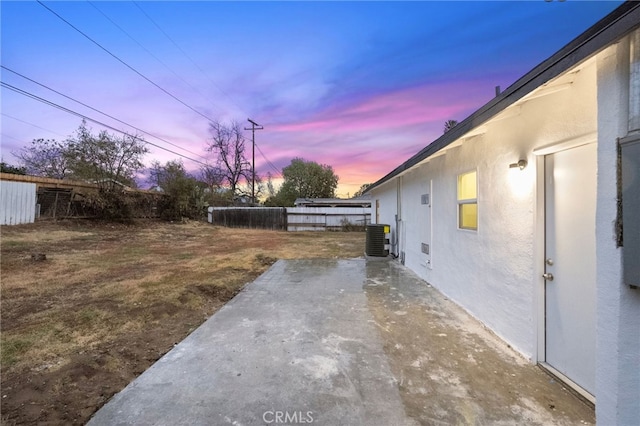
{"left": 244, "top": 118, "right": 263, "bottom": 203}
{"left": 1, "top": 112, "right": 67, "bottom": 138}
{"left": 86, "top": 1, "right": 223, "bottom": 117}
{"left": 128, "top": 3, "right": 280, "bottom": 182}
{"left": 1, "top": 133, "right": 27, "bottom": 144}
{"left": 1, "top": 81, "right": 209, "bottom": 167}
{"left": 2, "top": 65, "right": 208, "bottom": 161}
{"left": 132, "top": 1, "right": 247, "bottom": 116}
{"left": 37, "top": 0, "right": 218, "bottom": 125}
{"left": 255, "top": 142, "right": 282, "bottom": 177}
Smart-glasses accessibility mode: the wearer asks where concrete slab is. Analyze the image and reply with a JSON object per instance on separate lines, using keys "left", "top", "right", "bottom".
{"left": 89, "top": 259, "right": 594, "bottom": 425}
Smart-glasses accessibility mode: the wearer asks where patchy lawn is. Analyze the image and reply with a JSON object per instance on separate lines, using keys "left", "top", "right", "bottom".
{"left": 0, "top": 219, "right": 365, "bottom": 425}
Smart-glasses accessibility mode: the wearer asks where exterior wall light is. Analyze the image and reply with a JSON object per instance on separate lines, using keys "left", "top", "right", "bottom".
{"left": 509, "top": 159, "right": 528, "bottom": 170}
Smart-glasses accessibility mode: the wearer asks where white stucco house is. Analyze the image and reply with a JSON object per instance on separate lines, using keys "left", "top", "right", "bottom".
{"left": 366, "top": 3, "right": 639, "bottom": 424}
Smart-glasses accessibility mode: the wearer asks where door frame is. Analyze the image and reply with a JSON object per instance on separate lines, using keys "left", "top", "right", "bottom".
{"left": 532, "top": 133, "right": 597, "bottom": 404}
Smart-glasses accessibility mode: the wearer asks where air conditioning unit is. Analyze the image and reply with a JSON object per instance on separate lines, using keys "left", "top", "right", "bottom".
{"left": 365, "top": 224, "right": 390, "bottom": 257}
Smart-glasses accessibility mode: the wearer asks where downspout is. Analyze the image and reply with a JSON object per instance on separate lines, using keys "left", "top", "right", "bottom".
{"left": 630, "top": 28, "right": 640, "bottom": 134}
{"left": 391, "top": 178, "right": 400, "bottom": 258}
{"left": 396, "top": 177, "right": 403, "bottom": 263}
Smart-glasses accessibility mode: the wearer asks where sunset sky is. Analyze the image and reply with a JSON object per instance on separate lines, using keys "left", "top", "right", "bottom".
{"left": 1, "top": 1, "right": 621, "bottom": 197}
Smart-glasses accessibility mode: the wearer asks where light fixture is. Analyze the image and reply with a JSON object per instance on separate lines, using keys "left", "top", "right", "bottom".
{"left": 509, "top": 159, "right": 528, "bottom": 170}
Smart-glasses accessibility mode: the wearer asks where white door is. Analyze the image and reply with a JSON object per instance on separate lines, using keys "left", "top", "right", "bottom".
{"left": 544, "top": 143, "right": 596, "bottom": 395}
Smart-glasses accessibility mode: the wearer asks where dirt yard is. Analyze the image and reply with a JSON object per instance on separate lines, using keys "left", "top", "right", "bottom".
{"left": 0, "top": 219, "right": 365, "bottom": 425}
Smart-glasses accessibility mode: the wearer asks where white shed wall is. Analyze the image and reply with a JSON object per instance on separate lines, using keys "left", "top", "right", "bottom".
{"left": 0, "top": 180, "right": 37, "bottom": 225}
{"left": 286, "top": 207, "right": 370, "bottom": 231}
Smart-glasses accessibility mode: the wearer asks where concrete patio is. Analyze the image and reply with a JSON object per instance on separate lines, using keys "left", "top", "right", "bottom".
{"left": 88, "top": 259, "right": 594, "bottom": 425}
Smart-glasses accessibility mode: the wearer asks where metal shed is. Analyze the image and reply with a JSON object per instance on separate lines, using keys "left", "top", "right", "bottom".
{"left": 1, "top": 180, "right": 37, "bottom": 225}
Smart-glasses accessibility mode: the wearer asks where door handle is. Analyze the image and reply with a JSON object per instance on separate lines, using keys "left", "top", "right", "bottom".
{"left": 542, "top": 273, "right": 554, "bottom": 281}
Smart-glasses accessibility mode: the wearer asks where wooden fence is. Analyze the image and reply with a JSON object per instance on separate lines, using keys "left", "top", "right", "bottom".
{"left": 208, "top": 207, "right": 287, "bottom": 230}
{"left": 207, "top": 206, "right": 370, "bottom": 231}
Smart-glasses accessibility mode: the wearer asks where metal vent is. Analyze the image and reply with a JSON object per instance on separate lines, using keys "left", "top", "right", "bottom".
{"left": 421, "top": 243, "right": 429, "bottom": 254}
{"left": 421, "top": 194, "right": 430, "bottom": 205}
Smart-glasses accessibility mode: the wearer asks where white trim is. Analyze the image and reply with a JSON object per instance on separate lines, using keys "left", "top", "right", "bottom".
{"left": 534, "top": 155, "right": 546, "bottom": 364}
{"left": 539, "top": 362, "right": 596, "bottom": 405}
{"left": 532, "top": 132, "right": 597, "bottom": 156}
{"left": 457, "top": 170, "right": 478, "bottom": 231}
{"left": 519, "top": 82, "right": 574, "bottom": 103}
{"left": 462, "top": 125, "right": 487, "bottom": 139}
{"left": 491, "top": 105, "right": 521, "bottom": 122}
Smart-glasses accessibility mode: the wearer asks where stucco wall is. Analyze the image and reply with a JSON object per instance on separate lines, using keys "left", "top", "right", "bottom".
{"left": 371, "top": 26, "right": 640, "bottom": 421}
{"left": 398, "top": 166, "right": 429, "bottom": 273}
{"left": 595, "top": 37, "right": 640, "bottom": 425}
{"left": 371, "top": 57, "right": 599, "bottom": 360}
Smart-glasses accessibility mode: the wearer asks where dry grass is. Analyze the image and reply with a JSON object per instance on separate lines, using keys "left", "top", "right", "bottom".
{"left": 0, "top": 219, "right": 364, "bottom": 424}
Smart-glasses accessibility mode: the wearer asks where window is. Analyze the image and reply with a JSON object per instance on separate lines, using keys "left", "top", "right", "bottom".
{"left": 457, "top": 171, "right": 477, "bottom": 230}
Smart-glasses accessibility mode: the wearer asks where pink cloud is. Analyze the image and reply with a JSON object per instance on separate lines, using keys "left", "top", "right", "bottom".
{"left": 254, "top": 77, "right": 496, "bottom": 193}
{"left": 270, "top": 79, "right": 490, "bottom": 135}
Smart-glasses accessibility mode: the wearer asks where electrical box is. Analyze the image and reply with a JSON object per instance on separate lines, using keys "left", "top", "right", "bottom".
{"left": 621, "top": 135, "right": 640, "bottom": 288}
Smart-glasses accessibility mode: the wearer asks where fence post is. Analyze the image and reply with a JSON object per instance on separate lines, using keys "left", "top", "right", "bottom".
{"left": 284, "top": 208, "right": 288, "bottom": 231}
{"left": 53, "top": 191, "right": 59, "bottom": 219}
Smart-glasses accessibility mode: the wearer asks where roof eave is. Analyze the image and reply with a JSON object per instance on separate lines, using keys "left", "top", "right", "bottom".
{"left": 365, "top": 1, "right": 640, "bottom": 194}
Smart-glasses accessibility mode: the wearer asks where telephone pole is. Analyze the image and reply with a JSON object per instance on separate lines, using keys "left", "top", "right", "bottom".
{"left": 245, "top": 118, "right": 263, "bottom": 205}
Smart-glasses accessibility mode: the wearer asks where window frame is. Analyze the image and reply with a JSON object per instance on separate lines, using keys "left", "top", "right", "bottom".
{"left": 457, "top": 170, "right": 478, "bottom": 231}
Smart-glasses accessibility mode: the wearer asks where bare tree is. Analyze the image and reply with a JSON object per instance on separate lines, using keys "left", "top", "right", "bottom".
{"left": 198, "top": 163, "right": 224, "bottom": 192}
{"left": 14, "top": 138, "right": 71, "bottom": 179}
{"left": 205, "top": 121, "right": 251, "bottom": 195}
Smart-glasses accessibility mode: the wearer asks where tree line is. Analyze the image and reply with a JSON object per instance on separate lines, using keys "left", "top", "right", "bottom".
{"left": 5, "top": 120, "right": 343, "bottom": 219}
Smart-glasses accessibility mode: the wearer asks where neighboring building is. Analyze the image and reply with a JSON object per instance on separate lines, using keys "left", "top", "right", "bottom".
{"left": 294, "top": 195, "right": 371, "bottom": 208}
{"left": 0, "top": 172, "right": 162, "bottom": 220}
{"left": 366, "top": 3, "right": 639, "bottom": 424}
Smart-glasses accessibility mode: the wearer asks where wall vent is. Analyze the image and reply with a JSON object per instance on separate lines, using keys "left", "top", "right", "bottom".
{"left": 421, "top": 194, "right": 430, "bottom": 205}
{"left": 421, "top": 243, "right": 430, "bottom": 255}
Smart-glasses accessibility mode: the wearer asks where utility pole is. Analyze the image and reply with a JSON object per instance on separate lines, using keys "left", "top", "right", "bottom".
{"left": 245, "top": 118, "right": 263, "bottom": 205}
